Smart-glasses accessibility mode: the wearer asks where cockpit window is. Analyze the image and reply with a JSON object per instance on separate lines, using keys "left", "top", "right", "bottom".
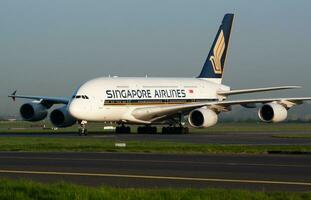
{"left": 72, "top": 95, "right": 89, "bottom": 99}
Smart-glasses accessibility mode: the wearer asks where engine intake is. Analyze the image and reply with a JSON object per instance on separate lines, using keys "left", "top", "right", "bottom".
{"left": 20, "top": 103, "right": 48, "bottom": 121}
{"left": 50, "top": 106, "right": 76, "bottom": 128}
{"left": 188, "top": 108, "right": 218, "bottom": 128}
{"left": 258, "top": 103, "right": 287, "bottom": 123}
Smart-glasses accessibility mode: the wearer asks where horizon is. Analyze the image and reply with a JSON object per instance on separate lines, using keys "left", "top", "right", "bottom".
{"left": 1, "top": 0, "right": 311, "bottom": 117}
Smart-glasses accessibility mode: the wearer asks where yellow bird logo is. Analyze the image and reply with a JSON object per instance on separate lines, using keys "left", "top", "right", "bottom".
{"left": 209, "top": 30, "right": 225, "bottom": 74}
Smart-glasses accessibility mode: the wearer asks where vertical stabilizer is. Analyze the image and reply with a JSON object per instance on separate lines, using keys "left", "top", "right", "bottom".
{"left": 198, "top": 13, "right": 234, "bottom": 84}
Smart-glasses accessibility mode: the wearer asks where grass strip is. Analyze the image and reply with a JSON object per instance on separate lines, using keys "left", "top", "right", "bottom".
{"left": 0, "top": 178, "right": 309, "bottom": 200}
{"left": 0, "top": 137, "right": 310, "bottom": 154}
{"left": 1, "top": 122, "right": 311, "bottom": 134}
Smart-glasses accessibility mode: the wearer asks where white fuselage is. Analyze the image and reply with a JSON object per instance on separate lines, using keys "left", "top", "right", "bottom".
{"left": 68, "top": 77, "right": 230, "bottom": 123}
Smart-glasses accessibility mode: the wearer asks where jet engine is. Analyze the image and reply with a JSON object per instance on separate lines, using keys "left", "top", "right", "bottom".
{"left": 188, "top": 108, "right": 218, "bottom": 128}
{"left": 50, "top": 106, "right": 76, "bottom": 127}
{"left": 258, "top": 103, "right": 287, "bottom": 123}
{"left": 20, "top": 103, "right": 48, "bottom": 121}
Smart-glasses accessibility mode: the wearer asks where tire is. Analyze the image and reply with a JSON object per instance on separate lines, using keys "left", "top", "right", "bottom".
{"left": 138, "top": 127, "right": 146, "bottom": 134}
{"left": 152, "top": 127, "right": 157, "bottom": 134}
{"left": 161, "top": 127, "right": 167, "bottom": 134}
{"left": 120, "top": 127, "right": 125, "bottom": 134}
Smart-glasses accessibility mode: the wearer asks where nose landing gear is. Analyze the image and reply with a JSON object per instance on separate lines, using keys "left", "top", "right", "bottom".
{"left": 78, "top": 120, "right": 88, "bottom": 136}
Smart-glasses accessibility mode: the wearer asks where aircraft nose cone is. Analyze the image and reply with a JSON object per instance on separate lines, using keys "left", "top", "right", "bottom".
{"left": 68, "top": 101, "right": 81, "bottom": 119}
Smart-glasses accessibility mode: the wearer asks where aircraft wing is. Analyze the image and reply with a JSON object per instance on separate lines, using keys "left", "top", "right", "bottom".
{"left": 8, "top": 91, "right": 69, "bottom": 106}
{"left": 131, "top": 97, "right": 311, "bottom": 122}
{"left": 208, "top": 97, "right": 311, "bottom": 107}
{"left": 217, "top": 86, "right": 300, "bottom": 96}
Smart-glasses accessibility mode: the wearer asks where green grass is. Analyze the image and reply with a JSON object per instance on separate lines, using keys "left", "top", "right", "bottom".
{"left": 0, "top": 178, "right": 309, "bottom": 200}
{"left": 1, "top": 121, "right": 311, "bottom": 134}
{"left": 0, "top": 136, "right": 310, "bottom": 154}
{"left": 0, "top": 121, "right": 310, "bottom": 154}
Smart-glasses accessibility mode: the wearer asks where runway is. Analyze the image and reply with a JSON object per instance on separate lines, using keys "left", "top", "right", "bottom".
{"left": 0, "top": 152, "right": 310, "bottom": 191}
{"left": 1, "top": 131, "right": 311, "bottom": 145}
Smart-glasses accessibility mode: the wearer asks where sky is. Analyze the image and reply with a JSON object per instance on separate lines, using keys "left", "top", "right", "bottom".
{"left": 1, "top": 0, "right": 311, "bottom": 116}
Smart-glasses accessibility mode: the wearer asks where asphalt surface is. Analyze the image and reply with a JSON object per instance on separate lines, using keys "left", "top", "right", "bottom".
{"left": 1, "top": 131, "right": 311, "bottom": 145}
{"left": 0, "top": 152, "right": 310, "bottom": 191}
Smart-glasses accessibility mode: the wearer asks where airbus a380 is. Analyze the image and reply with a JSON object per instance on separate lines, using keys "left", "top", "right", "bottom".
{"left": 9, "top": 13, "right": 311, "bottom": 134}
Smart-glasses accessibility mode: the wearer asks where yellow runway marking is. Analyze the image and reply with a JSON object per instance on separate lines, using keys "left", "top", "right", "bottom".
{"left": 0, "top": 169, "right": 310, "bottom": 186}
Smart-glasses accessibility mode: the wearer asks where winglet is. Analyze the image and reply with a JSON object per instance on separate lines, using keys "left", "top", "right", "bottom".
{"left": 9, "top": 90, "right": 17, "bottom": 101}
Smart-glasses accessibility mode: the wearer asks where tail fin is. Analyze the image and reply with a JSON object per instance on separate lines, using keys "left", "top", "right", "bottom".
{"left": 198, "top": 13, "right": 234, "bottom": 83}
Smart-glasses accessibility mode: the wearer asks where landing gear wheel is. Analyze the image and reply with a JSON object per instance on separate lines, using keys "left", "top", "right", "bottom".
{"left": 78, "top": 129, "right": 83, "bottom": 136}
{"left": 116, "top": 126, "right": 131, "bottom": 134}
{"left": 161, "top": 127, "right": 167, "bottom": 134}
{"left": 79, "top": 128, "right": 88, "bottom": 136}
{"left": 125, "top": 126, "right": 130, "bottom": 133}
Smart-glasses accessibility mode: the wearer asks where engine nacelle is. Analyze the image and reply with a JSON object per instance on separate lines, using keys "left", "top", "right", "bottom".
{"left": 50, "top": 106, "right": 76, "bottom": 128}
{"left": 188, "top": 108, "right": 218, "bottom": 128}
{"left": 20, "top": 103, "right": 48, "bottom": 121}
{"left": 258, "top": 103, "right": 288, "bottom": 123}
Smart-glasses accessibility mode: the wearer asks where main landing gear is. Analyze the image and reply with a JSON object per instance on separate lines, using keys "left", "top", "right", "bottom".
{"left": 115, "top": 125, "right": 131, "bottom": 134}
{"left": 78, "top": 120, "right": 88, "bottom": 136}
{"left": 161, "top": 113, "right": 189, "bottom": 134}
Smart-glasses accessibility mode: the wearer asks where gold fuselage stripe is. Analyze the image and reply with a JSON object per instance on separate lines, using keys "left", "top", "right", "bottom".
{"left": 104, "top": 99, "right": 217, "bottom": 106}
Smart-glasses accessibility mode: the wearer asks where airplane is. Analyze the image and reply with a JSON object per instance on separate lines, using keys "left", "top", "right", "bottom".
{"left": 9, "top": 13, "right": 311, "bottom": 135}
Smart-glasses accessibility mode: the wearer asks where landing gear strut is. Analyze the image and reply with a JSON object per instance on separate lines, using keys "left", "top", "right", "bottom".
{"left": 78, "top": 120, "right": 88, "bottom": 136}
{"left": 161, "top": 113, "right": 189, "bottom": 134}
